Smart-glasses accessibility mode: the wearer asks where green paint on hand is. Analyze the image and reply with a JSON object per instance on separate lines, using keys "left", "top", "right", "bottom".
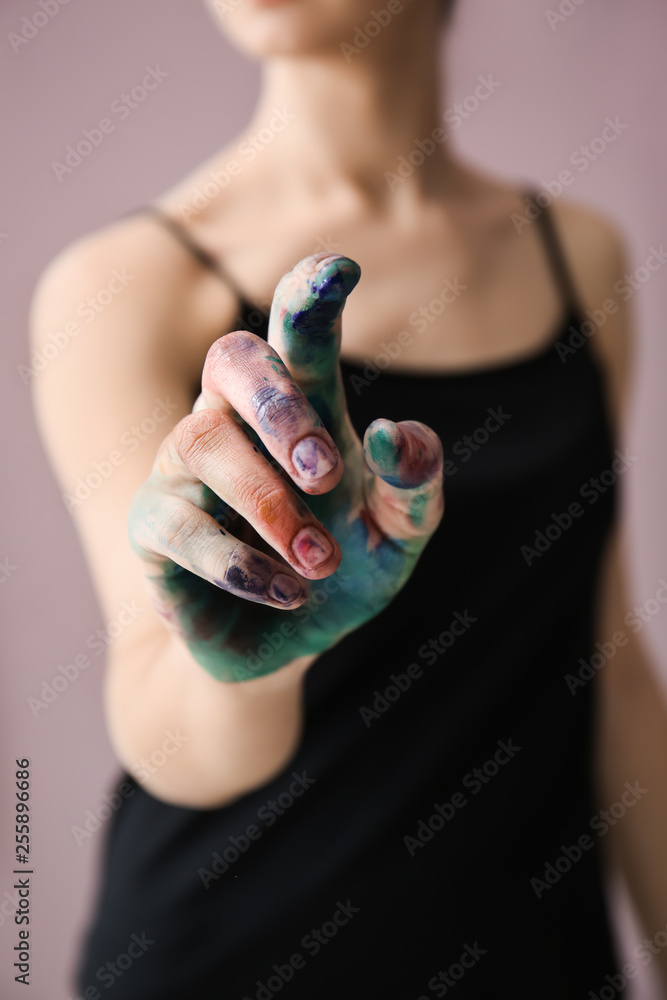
{"left": 408, "top": 493, "right": 427, "bottom": 527}
{"left": 369, "top": 427, "right": 401, "bottom": 472}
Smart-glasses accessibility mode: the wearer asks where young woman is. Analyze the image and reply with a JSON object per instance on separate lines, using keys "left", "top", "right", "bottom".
{"left": 30, "top": 1, "right": 667, "bottom": 996}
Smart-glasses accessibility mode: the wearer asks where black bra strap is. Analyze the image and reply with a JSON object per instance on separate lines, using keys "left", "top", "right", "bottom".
{"left": 526, "top": 189, "right": 581, "bottom": 316}
{"left": 133, "top": 195, "right": 582, "bottom": 322}
{"left": 129, "top": 204, "right": 257, "bottom": 313}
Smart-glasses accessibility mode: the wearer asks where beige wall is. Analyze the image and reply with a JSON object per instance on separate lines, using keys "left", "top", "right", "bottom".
{"left": 1, "top": 0, "right": 665, "bottom": 996}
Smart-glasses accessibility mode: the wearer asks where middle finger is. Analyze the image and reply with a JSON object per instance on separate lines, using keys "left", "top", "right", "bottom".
{"left": 165, "top": 407, "right": 342, "bottom": 579}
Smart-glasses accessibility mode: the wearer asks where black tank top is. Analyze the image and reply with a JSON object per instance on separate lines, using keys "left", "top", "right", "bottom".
{"left": 75, "top": 198, "right": 623, "bottom": 999}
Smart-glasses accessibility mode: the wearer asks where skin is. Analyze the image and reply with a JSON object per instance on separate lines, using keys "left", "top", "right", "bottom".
{"left": 28, "top": 0, "right": 667, "bottom": 982}
{"left": 129, "top": 252, "right": 443, "bottom": 681}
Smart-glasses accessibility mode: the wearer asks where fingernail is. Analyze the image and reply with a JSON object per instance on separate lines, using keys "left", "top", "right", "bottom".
{"left": 292, "top": 436, "right": 338, "bottom": 480}
{"left": 292, "top": 527, "right": 334, "bottom": 570}
{"left": 314, "top": 254, "right": 342, "bottom": 272}
{"left": 270, "top": 573, "right": 304, "bottom": 605}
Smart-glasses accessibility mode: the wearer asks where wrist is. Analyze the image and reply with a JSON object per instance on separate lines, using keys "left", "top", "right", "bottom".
{"left": 212, "top": 651, "right": 319, "bottom": 689}
{"left": 186, "top": 636, "right": 321, "bottom": 684}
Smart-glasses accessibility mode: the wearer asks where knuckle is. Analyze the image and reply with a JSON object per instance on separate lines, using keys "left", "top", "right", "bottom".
{"left": 173, "top": 411, "right": 227, "bottom": 470}
{"left": 235, "top": 474, "right": 287, "bottom": 520}
{"left": 155, "top": 502, "right": 201, "bottom": 554}
{"left": 250, "top": 383, "right": 303, "bottom": 432}
{"left": 205, "top": 330, "right": 259, "bottom": 370}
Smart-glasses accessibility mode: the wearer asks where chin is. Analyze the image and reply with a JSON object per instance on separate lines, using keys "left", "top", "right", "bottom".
{"left": 204, "top": 0, "right": 400, "bottom": 59}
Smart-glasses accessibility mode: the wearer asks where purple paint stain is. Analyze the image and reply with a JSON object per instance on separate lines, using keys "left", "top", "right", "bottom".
{"left": 224, "top": 565, "right": 266, "bottom": 596}
{"left": 251, "top": 384, "right": 304, "bottom": 435}
{"left": 270, "top": 574, "right": 303, "bottom": 603}
{"left": 292, "top": 436, "right": 337, "bottom": 479}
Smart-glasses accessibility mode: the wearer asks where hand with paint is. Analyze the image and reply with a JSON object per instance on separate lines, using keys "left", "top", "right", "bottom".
{"left": 128, "top": 253, "right": 444, "bottom": 682}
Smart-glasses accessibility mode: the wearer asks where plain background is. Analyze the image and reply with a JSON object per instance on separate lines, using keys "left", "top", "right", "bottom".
{"left": 1, "top": 0, "right": 666, "bottom": 996}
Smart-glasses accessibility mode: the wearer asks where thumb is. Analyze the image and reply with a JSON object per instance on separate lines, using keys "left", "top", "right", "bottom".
{"left": 363, "top": 419, "right": 444, "bottom": 544}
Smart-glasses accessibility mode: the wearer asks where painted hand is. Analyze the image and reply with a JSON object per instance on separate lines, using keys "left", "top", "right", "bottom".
{"left": 128, "top": 253, "right": 444, "bottom": 681}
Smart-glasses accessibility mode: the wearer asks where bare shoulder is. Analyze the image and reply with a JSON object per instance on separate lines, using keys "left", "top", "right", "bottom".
{"left": 28, "top": 210, "right": 240, "bottom": 563}
{"left": 30, "top": 211, "right": 237, "bottom": 382}
{"left": 549, "top": 197, "right": 629, "bottom": 295}
{"left": 480, "top": 168, "right": 634, "bottom": 427}
{"left": 28, "top": 211, "right": 240, "bottom": 629}
{"left": 466, "top": 174, "right": 632, "bottom": 375}
{"left": 549, "top": 197, "right": 634, "bottom": 426}
{"left": 483, "top": 172, "right": 629, "bottom": 292}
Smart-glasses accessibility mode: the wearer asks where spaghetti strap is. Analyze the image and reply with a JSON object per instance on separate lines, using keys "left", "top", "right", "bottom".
{"left": 126, "top": 204, "right": 256, "bottom": 312}
{"left": 133, "top": 194, "right": 582, "bottom": 326}
{"left": 526, "top": 189, "right": 581, "bottom": 316}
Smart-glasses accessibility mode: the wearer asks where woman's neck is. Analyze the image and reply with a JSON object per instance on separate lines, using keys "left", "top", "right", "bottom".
{"left": 248, "top": 12, "right": 457, "bottom": 210}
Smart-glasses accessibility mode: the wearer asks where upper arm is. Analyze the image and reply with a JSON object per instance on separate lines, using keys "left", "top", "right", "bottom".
{"left": 29, "top": 215, "right": 237, "bottom": 654}
{"left": 551, "top": 199, "right": 633, "bottom": 437}
{"left": 551, "top": 200, "right": 654, "bottom": 680}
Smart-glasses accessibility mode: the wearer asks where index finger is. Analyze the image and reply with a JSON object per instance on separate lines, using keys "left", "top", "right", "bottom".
{"left": 268, "top": 253, "right": 361, "bottom": 438}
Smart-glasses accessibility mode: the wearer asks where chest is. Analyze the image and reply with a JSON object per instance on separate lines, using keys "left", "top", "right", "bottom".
{"left": 208, "top": 210, "right": 566, "bottom": 372}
